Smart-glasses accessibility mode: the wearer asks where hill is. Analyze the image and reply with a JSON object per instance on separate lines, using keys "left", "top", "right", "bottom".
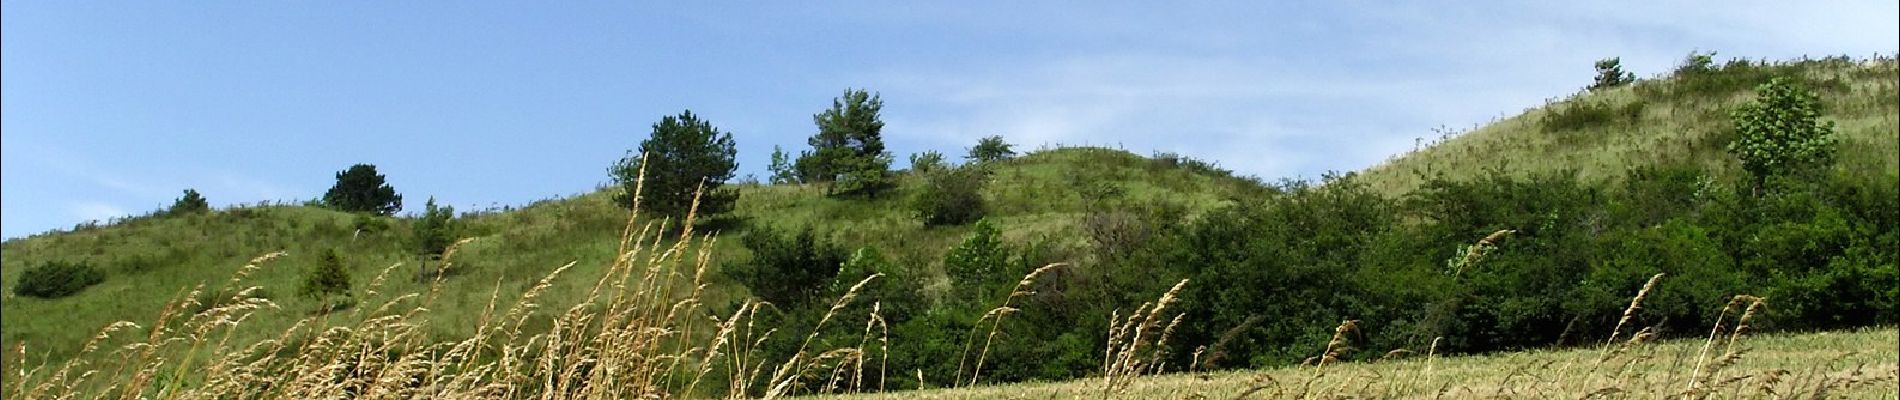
{"left": 1, "top": 54, "right": 1894, "bottom": 399}
{"left": 1358, "top": 55, "right": 1898, "bottom": 196}
{"left": 0, "top": 147, "right": 1261, "bottom": 364}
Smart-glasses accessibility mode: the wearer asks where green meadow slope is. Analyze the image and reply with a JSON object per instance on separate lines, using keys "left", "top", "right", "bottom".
{"left": 0, "top": 147, "right": 1260, "bottom": 364}
{"left": 1358, "top": 56, "right": 1897, "bottom": 196}
{"left": 0, "top": 54, "right": 1892, "bottom": 398}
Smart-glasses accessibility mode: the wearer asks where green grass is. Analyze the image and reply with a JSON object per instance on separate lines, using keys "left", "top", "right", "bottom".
{"left": 0, "top": 146, "right": 1259, "bottom": 365}
{"left": 1359, "top": 57, "right": 1899, "bottom": 197}
{"left": 806, "top": 327, "right": 1898, "bottom": 399}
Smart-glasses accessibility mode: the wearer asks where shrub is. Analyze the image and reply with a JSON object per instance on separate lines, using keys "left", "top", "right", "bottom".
{"left": 943, "top": 219, "right": 1013, "bottom": 302}
{"left": 300, "top": 249, "right": 352, "bottom": 306}
{"left": 908, "top": 150, "right": 949, "bottom": 174}
{"left": 724, "top": 224, "right": 847, "bottom": 307}
{"left": 965, "top": 135, "right": 1016, "bottom": 163}
{"left": 1540, "top": 98, "right": 1645, "bottom": 132}
{"left": 910, "top": 166, "right": 988, "bottom": 226}
{"left": 1674, "top": 50, "right": 1717, "bottom": 76}
{"left": 13, "top": 261, "right": 106, "bottom": 299}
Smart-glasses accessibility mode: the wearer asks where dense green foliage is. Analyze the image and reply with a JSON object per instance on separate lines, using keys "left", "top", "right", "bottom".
{"left": 300, "top": 248, "right": 352, "bottom": 308}
{"left": 322, "top": 164, "right": 402, "bottom": 216}
{"left": 12, "top": 261, "right": 105, "bottom": 299}
{"left": 1589, "top": 57, "right": 1636, "bottom": 91}
{"left": 611, "top": 110, "right": 740, "bottom": 219}
{"left": 910, "top": 165, "right": 989, "bottom": 226}
{"left": 168, "top": 189, "right": 210, "bottom": 216}
{"left": 797, "top": 89, "right": 894, "bottom": 197}
{"left": 966, "top": 135, "right": 1016, "bottom": 163}
{"left": 413, "top": 197, "right": 457, "bottom": 257}
{"left": 724, "top": 224, "right": 848, "bottom": 307}
{"left": 1728, "top": 77, "right": 1837, "bottom": 187}
{"left": 768, "top": 145, "right": 798, "bottom": 184}
{"left": 908, "top": 150, "right": 949, "bottom": 174}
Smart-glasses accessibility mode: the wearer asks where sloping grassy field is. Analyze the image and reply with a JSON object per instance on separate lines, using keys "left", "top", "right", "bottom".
{"left": 1358, "top": 57, "right": 1897, "bottom": 196}
{"left": 0, "top": 146, "right": 1258, "bottom": 365}
{"left": 0, "top": 55, "right": 1892, "bottom": 399}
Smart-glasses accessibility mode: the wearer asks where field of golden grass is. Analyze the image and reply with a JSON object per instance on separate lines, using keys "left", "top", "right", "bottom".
{"left": 810, "top": 327, "right": 1897, "bottom": 399}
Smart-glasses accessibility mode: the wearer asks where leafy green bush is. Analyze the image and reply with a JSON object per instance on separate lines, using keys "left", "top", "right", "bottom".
{"left": 943, "top": 219, "right": 1013, "bottom": 302}
{"left": 13, "top": 261, "right": 105, "bottom": 299}
{"left": 910, "top": 166, "right": 988, "bottom": 226}
{"left": 908, "top": 150, "right": 949, "bottom": 174}
{"left": 1728, "top": 77, "right": 1837, "bottom": 187}
{"left": 725, "top": 224, "right": 847, "bottom": 307}
{"left": 965, "top": 135, "right": 1016, "bottom": 163}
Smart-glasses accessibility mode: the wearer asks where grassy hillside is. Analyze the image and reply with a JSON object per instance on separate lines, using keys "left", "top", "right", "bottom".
{"left": 0, "top": 147, "right": 1259, "bottom": 364}
{"left": 0, "top": 54, "right": 1892, "bottom": 399}
{"left": 1359, "top": 56, "right": 1898, "bottom": 196}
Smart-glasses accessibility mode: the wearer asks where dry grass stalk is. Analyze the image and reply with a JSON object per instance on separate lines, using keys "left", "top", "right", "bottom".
{"left": 1600, "top": 273, "right": 1664, "bottom": 360}
{"left": 1100, "top": 278, "right": 1189, "bottom": 396}
{"left": 958, "top": 263, "right": 1065, "bottom": 388}
{"left": 762, "top": 273, "right": 882, "bottom": 399}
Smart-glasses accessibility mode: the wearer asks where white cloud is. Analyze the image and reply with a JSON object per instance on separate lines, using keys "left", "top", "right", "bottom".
{"left": 871, "top": 2, "right": 1897, "bottom": 181}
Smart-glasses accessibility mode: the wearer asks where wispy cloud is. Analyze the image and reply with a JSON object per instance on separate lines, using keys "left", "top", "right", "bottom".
{"left": 872, "top": 2, "right": 1896, "bottom": 181}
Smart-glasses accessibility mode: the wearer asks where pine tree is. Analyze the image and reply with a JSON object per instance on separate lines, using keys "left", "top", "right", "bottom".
{"left": 322, "top": 164, "right": 402, "bottom": 216}
{"left": 169, "top": 189, "right": 210, "bottom": 215}
{"left": 796, "top": 89, "right": 893, "bottom": 197}
{"left": 301, "top": 249, "right": 353, "bottom": 310}
{"left": 414, "top": 197, "right": 456, "bottom": 257}
{"left": 609, "top": 110, "right": 739, "bottom": 219}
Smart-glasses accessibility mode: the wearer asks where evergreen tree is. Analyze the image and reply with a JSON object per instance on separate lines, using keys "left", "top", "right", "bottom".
{"left": 322, "top": 164, "right": 402, "bottom": 216}
{"left": 768, "top": 145, "right": 800, "bottom": 185}
{"left": 796, "top": 89, "right": 893, "bottom": 197}
{"left": 414, "top": 197, "right": 457, "bottom": 257}
{"left": 301, "top": 249, "right": 353, "bottom": 309}
{"left": 610, "top": 110, "right": 740, "bottom": 219}
{"left": 1588, "top": 57, "right": 1636, "bottom": 91}
{"left": 169, "top": 188, "right": 210, "bottom": 215}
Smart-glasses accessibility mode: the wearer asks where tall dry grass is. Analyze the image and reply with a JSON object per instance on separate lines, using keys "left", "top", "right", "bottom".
{"left": 0, "top": 159, "right": 866, "bottom": 399}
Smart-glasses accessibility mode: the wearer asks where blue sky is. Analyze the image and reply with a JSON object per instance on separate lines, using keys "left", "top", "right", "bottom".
{"left": 4, "top": 2, "right": 1895, "bottom": 239}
